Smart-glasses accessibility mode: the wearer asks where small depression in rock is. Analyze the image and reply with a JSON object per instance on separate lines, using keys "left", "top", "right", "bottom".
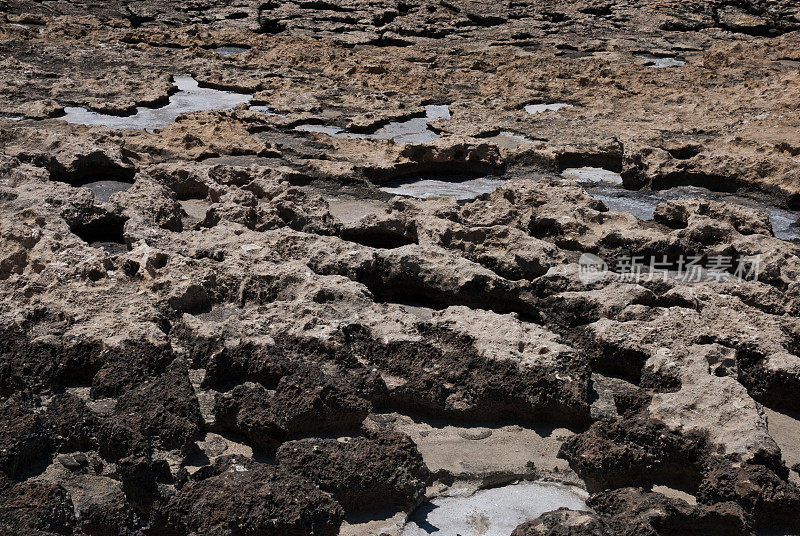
{"left": 589, "top": 188, "right": 660, "bottom": 220}
{"left": 561, "top": 167, "right": 623, "bottom": 186}
{"left": 637, "top": 54, "right": 685, "bottom": 68}
{"left": 296, "top": 124, "right": 343, "bottom": 136}
{"left": 78, "top": 179, "right": 134, "bottom": 203}
{"left": 180, "top": 198, "right": 213, "bottom": 226}
{"left": 525, "top": 103, "right": 573, "bottom": 115}
{"left": 491, "top": 131, "right": 539, "bottom": 149}
{"left": 498, "top": 131, "right": 536, "bottom": 143}
{"left": 60, "top": 75, "right": 252, "bottom": 131}
{"left": 69, "top": 215, "right": 128, "bottom": 254}
{"left": 295, "top": 105, "right": 450, "bottom": 144}
{"left": 213, "top": 46, "right": 249, "bottom": 57}
{"left": 557, "top": 48, "right": 595, "bottom": 59}
{"left": 9, "top": 22, "right": 44, "bottom": 33}
{"left": 249, "top": 104, "right": 274, "bottom": 115}
{"left": 92, "top": 241, "right": 128, "bottom": 255}
{"left": 380, "top": 176, "right": 508, "bottom": 200}
{"left": 400, "top": 481, "right": 588, "bottom": 536}
{"left": 325, "top": 196, "right": 387, "bottom": 225}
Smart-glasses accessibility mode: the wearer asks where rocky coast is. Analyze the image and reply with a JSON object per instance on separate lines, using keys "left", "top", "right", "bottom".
{"left": 1, "top": 1, "right": 800, "bottom": 534}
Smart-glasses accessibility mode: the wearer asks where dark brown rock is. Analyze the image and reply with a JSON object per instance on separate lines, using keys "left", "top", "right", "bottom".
{"left": 558, "top": 413, "right": 706, "bottom": 493}
{"left": 0, "top": 393, "right": 53, "bottom": 479}
{"left": 153, "top": 458, "right": 343, "bottom": 536}
{"left": 0, "top": 476, "right": 76, "bottom": 535}
{"left": 108, "top": 360, "right": 202, "bottom": 455}
{"left": 276, "top": 429, "right": 429, "bottom": 511}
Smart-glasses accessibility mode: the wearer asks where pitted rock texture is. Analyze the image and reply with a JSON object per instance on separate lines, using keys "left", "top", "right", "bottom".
{"left": 276, "top": 429, "right": 430, "bottom": 512}
{"left": 2, "top": 1, "right": 800, "bottom": 535}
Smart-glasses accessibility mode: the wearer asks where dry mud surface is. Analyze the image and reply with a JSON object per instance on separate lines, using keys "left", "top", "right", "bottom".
{"left": 2, "top": 1, "right": 800, "bottom": 535}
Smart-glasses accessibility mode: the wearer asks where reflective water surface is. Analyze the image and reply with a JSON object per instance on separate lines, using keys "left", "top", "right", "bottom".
{"left": 60, "top": 76, "right": 252, "bottom": 131}
{"left": 400, "top": 481, "right": 588, "bottom": 536}
{"left": 380, "top": 176, "right": 507, "bottom": 200}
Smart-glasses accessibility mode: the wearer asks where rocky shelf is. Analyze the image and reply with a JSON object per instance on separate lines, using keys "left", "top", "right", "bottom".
{"left": 1, "top": 1, "right": 800, "bottom": 535}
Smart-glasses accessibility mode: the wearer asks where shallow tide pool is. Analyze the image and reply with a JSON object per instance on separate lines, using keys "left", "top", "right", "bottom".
{"left": 525, "top": 103, "right": 573, "bottom": 115}
{"left": 400, "top": 481, "right": 588, "bottom": 536}
{"left": 637, "top": 55, "right": 686, "bottom": 68}
{"left": 80, "top": 179, "right": 134, "bottom": 203}
{"left": 380, "top": 176, "right": 507, "bottom": 200}
{"left": 561, "top": 167, "right": 623, "bottom": 186}
{"left": 295, "top": 105, "right": 451, "bottom": 144}
{"left": 59, "top": 75, "right": 252, "bottom": 131}
{"left": 589, "top": 185, "right": 800, "bottom": 241}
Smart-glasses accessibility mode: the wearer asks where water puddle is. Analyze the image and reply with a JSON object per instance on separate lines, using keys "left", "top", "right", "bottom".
{"left": 776, "top": 59, "right": 800, "bottom": 69}
{"left": 764, "top": 207, "right": 800, "bottom": 241}
{"left": 325, "top": 196, "right": 386, "bottom": 225}
{"left": 561, "top": 167, "right": 623, "bottom": 186}
{"left": 249, "top": 104, "right": 274, "bottom": 115}
{"left": 295, "top": 105, "right": 450, "bottom": 144}
{"left": 2, "top": 115, "right": 23, "bottom": 121}
{"left": 213, "top": 46, "right": 249, "bottom": 57}
{"left": 589, "top": 188, "right": 659, "bottom": 220}
{"left": 525, "top": 103, "right": 572, "bottom": 115}
{"left": 296, "top": 124, "right": 344, "bottom": 136}
{"left": 637, "top": 55, "right": 686, "bottom": 68}
{"left": 587, "top": 185, "right": 800, "bottom": 241}
{"left": 60, "top": 75, "right": 252, "bottom": 131}
{"left": 380, "top": 176, "right": 507, "bottom": 200}
{"left": 497, "top": 131, "right": 537, "bottom": 145}
{"left": 488, "top": 131, "right": 539, "bottom": 150}
{"left": 80, "top": 180, "right": 133, "bottom": 203}
{"left": 400, "top": 481, "right": 588, "bottom": 536}
{"left": 8, "top": 22, "right": 44, "bottom": 33}
{"left": 561, "top": 166, "right": 800, "bottom": 240}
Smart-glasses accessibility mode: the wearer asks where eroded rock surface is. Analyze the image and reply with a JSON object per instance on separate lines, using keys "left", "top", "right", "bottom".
{"left": 2, "top": 0, "right": 800, "bottom": 534}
